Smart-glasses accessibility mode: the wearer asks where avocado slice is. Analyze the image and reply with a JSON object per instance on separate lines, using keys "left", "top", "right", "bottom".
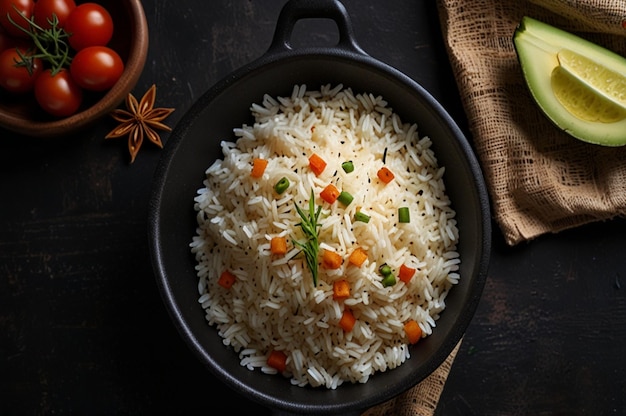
{"left": 513, "top": 16, "right": 626, "bottom": 146}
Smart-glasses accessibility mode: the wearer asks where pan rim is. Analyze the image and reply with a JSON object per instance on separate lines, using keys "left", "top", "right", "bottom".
{"left": 148, "top": 48, "right": 491, "bottom": 415}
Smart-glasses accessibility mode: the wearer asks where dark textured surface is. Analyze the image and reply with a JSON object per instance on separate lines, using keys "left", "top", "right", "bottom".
{"left": 1, "top": 1, "right": 624, "bottom": 415}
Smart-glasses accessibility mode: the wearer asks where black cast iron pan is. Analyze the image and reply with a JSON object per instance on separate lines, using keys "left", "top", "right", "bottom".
{"left": 148, "top": 0, "right": 491, "bottom": 414}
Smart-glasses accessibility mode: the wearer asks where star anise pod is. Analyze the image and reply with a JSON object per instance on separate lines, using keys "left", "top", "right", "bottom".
{"left": 105, "top": 84, "right": 175, "bottom": 163}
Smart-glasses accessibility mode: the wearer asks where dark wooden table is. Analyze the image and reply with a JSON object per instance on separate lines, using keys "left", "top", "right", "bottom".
{"left": 2, "top": 1, "right": 625, "bottom": 415}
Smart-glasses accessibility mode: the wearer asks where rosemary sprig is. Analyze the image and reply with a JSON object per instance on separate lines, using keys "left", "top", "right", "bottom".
{"left": 294, "top": 189, "right": 322, "bottom": 287}
{"left": 8, "top": 8, "right": 73, "bottom": 75}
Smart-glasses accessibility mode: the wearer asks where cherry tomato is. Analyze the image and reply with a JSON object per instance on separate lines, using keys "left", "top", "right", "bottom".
{"left": 64, "top": 3, "right": 113, "bottom": 51}
{"left": 70, "top": 45, "right": 124, "bottom": 91}
{"left": 0, "top": 0, "right": 35, "bottom": 38}
{"left": 33, "top": 0, "right": 76, "bottom": 29}
{"left": 34, "top": 68, "right": 83, "bottom": 117}
{"left": 0, "top": 47, "right": 42, "bottom": 93}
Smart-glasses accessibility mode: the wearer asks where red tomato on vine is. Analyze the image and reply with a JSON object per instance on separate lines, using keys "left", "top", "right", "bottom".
{"left": 34, "top": 68, "right": 83, "bottom": 117}
{"left": 64, "top": 3, "right": 113, "bottom": 51}
{"left": 0, "top": 0, "right": 35, "bottom": 38}
{"left": 70, "top": 45, "right": 124, "bottom": 91}
{"left": 0, "top": 47, "right": 42, "bottom": 93}
{"left": 33, "top": 0, "right": 77, "bottom": 29}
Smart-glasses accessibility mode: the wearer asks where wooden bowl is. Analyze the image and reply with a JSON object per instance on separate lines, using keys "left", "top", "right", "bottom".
{"left": 0, "top": 0, "right": 149, "bottom": 138}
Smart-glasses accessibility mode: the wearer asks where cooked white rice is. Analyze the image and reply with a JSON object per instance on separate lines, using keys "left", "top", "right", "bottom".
{"left": 190, "top": 84, "right": 460, "bottom": 389}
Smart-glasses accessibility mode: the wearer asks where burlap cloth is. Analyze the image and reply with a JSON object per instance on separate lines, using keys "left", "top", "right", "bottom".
{"left": 365, "top": 1, "right": 626, "bottom": 415}
{"left": 437, "top": 0, "right": 626, "bottom": 246}
{"left": 362, "top": 340, "right": 461, "bottom": 416}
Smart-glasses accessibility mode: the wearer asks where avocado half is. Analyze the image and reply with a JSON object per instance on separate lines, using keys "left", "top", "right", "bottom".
{"left": 513, "top": 16, "right": 626, "bottom": 146}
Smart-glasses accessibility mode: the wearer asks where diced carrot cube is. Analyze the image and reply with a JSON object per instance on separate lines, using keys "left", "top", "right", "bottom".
{"left": 404, "top": 319, "right": 423, "bottom": 344}
{"left": 398, "top": 264, "right": 416, "bottom": 283}
{"left": 320, "top": 184, "right": 340, "bottom": 204}
{"left": 348, "top": 247, "right": 368, "bottom": 267}
{"left": 217, "top": 270, "right": 236, "bottom": 289}
{"left": 322, "top": 249, "right": 342, "bottom": 269}
{"left": 333, "top": 279, "right": 350, "bottom": 300}
{"left": 250, "top": 158, "right": 268, "bottom": 178}
{"left": 339, "top": 308, "right": 356, "bottom": 332}
{"left": 267, "top": 350, "right": 287, "bottom": 372}
{"left": 309, "top": 153, "right": 327, "bottom": 176}
{"left": 270, "top": 236, "right": 287, "bottom": 255}
{"left": 377, "top": 166, "right": 395, "bottom": 184}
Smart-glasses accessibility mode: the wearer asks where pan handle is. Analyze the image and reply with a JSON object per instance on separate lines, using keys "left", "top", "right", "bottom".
{"left": 268, "top": 0, "right": 368, "bottom": 56}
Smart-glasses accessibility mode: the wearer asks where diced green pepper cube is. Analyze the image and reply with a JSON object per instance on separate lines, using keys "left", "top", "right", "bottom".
{"left": 341, "top": 161, "right": 354, "bottom": 173}
{"left": 337, "top": 191, "right": 353, "bottom": 207}
{"left": 398, "top": 207, "right": 410, "bottom": 223}
{"left": 274, "top": 177, "right": 290, "bottom": 194}
{"left": 354, "top": 211, "right": 370, "bottom": 223}
{"left": 381, "top": 274, "right": 396, "bottom": 287}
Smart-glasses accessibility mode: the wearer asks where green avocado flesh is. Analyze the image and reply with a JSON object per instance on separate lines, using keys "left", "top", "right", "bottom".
{"left": 513, "top": 16, "right": 626, "bottom": 146}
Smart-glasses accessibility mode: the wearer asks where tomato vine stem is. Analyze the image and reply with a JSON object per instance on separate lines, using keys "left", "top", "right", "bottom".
{"left": 7, "top": 6, "right": 72, "bottom": 75}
